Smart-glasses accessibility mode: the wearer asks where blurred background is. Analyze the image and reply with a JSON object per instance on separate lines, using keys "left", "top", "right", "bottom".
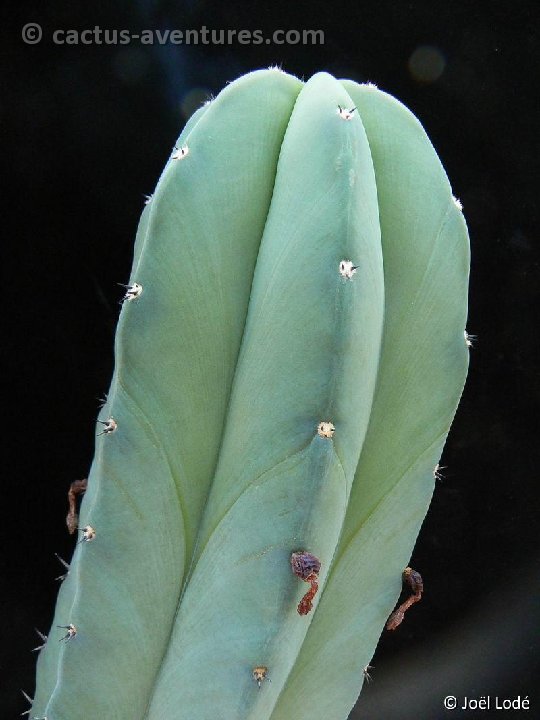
{"left": 2, "top": 1, "right": 539, "bottom": 717}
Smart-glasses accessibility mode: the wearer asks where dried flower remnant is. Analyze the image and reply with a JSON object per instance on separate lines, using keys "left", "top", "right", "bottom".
{"left": 291, "top": 551, "right": 321, "bottom": 615}
{"left": 386, "top": 567, "right": 423, "bottom": 630}
{"left": 66, "top": 478, "right": 87, "bottom": 534}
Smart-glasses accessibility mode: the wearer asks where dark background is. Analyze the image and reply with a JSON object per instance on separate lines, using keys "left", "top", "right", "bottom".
{"left": 2, "top": 1, "right": 539, "bottom": 718}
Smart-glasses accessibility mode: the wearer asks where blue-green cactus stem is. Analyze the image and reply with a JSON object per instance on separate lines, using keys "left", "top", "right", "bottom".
{"left": 32, "top": 69, "right": 469, "bottom": 720}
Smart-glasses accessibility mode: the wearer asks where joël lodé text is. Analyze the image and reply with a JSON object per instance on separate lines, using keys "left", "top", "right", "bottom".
{"left": 460, "top": 695, "right": 530, "bottom": 711}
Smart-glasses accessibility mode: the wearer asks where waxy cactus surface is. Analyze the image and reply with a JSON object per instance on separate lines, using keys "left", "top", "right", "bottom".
{"left": 32, "top": 69, "right": 469, "bottom": 720}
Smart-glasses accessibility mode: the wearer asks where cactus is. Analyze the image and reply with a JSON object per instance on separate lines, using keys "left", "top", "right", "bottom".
{"left": 31, "top": 69, "right": 469, "bottom": 720}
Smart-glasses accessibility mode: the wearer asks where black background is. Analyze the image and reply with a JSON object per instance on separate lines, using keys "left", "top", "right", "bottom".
{"left": 3, "top": 1, "right": 539, "bottom": 718}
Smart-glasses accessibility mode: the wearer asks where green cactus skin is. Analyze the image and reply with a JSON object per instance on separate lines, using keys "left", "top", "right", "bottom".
{"left": 32, "top": 69, "right": 469, "bottom": 720}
